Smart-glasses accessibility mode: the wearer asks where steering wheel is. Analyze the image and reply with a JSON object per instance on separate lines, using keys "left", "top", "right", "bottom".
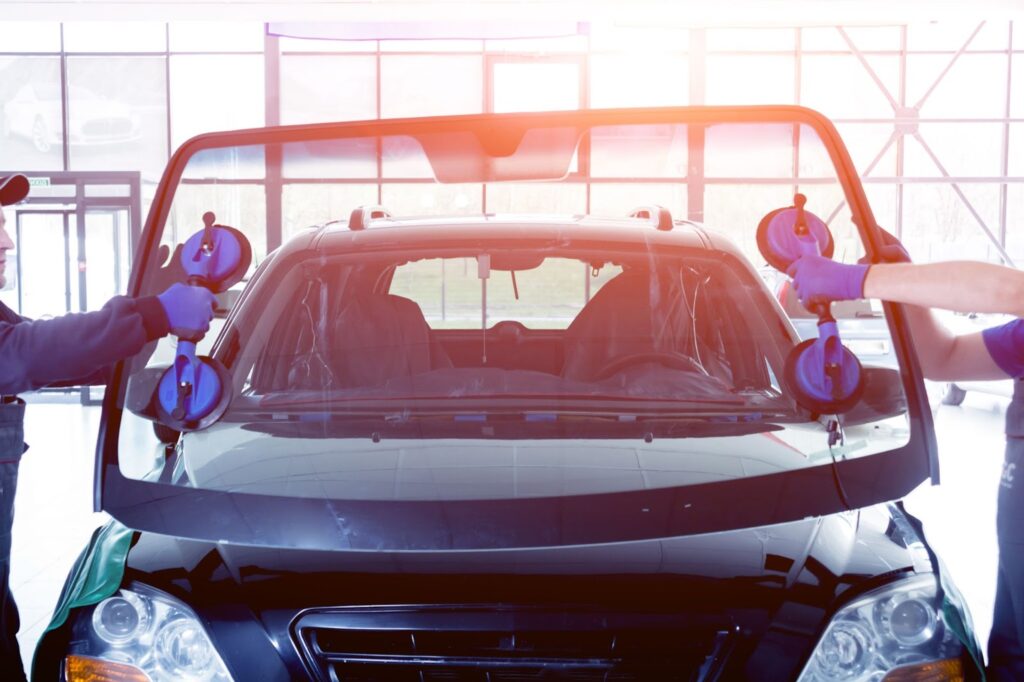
{"left": 595, "top": 352, "right": 703, "bottom": 381}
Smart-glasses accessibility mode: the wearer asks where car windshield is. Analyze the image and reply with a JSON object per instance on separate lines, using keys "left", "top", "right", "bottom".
{"left": 232, "top": 244, "right": 790, "bottom": 413}
{"left": 105, "top": 108, "right": 930, "bottom": 550}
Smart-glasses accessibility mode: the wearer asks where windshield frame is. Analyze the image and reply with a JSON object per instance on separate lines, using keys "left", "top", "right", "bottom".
{"left": 96, "top": 106, "right": 938, "bottom": 550}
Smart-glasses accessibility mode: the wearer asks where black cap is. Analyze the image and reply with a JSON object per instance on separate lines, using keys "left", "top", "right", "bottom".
{"left": 0, "top": 174, "right": 29, "bottom": 206}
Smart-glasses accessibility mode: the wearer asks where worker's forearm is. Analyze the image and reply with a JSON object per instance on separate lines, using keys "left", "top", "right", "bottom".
{"left": 899, "top": 303, "right": 954, "bottom": 378}
{"left": 0, "top": 296, "right": 167, "bottom": 394}
{"left": 863, "top": 261, "right": 1024, "bottom": 317}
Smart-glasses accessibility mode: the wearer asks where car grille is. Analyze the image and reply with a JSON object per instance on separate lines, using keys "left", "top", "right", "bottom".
{"left": 293, "top": 607, "right": 736, "bottom": 681}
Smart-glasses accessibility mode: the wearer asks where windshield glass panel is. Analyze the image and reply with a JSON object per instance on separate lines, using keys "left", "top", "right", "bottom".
{"left": 113, "top": 111, "right": 913, "bottom": 516}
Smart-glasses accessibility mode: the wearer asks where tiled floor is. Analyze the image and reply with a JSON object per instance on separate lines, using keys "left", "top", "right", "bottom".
{"left": 11, "top": 396, "right": 108, "bottom": 672}
{"left": 6, "top": 391, "right": 1014, "bottom": 673}
{"left": 905, "top": 392, "right": 1008, "bottom": 654}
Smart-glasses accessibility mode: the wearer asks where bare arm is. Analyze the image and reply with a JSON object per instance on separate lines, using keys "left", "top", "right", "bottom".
{"left": 864, "top": 261, "right": 1024, "bottom": 318}
{"left": 898, "top": 303, "right": 1007, "bottom": 381}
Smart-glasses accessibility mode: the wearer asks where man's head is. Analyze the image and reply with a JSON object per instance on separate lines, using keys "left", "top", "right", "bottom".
{"left": 0, "top": 174, "right": 30, "bottom": 288}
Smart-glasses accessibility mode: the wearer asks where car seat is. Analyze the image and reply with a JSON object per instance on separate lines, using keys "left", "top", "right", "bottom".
{"left": 561, "top": 268, "right": 693, "bottom": 381}
{"left": 331, "top": 293, "right": 452, "bottom": 388}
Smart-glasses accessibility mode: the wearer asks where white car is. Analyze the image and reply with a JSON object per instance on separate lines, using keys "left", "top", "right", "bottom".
{"left": 2, "top": 82, "right": 141, "bottom": 153}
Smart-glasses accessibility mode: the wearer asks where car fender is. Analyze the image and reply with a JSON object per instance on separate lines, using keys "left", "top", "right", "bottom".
{"left": 30, "top": 520, "right": 134, "bottom": 677}
{"left": 893, "top": 502, "right": 986, "bottom": 677}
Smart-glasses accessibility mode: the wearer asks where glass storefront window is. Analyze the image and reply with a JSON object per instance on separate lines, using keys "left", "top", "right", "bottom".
{"left": 590, "top": 53, "right": 688, "bottom": 108}
{"left": 380, "top": 182, "right": 483, "bottom": 216}
{"left": 800, "top": 54, "right": 900, "bottom": 119}
{"left": 167, "top": 183, "right": 267, "bottom": 262}
{"left": 706, "top": 28, "right": 796, "bottom": 51}
{"left": 492, "top": 61, "right": 580, "bottom": 112}
{"left": 0, "top": 56, "right": 64, "bottom": 171}
{"left": 280, "top": 55, "right": 377, "bottom": 124}
{"left": 705, "top": 54, "right": 796, "bottom": 105}
{"left": 169, "top": 22, "right": 265, "bottom": 52}
{"left": 908, "top": 54, "right": 1007, "bottom": 118}
{"left": 282, "top": 183, "right": 379, "bottom": 242}
{"left": 170, "top": 54, "right": 264, "bottom": 149}
{"left": 63, "top": 22, "right": 167, "bottom": 53}
{"left": 0, "top": 22, "right": 61, "bottom": 53}
{"left": 66, "top": 56, "right": 168, "bottom": 182}
{"left": 380, "top": 55, "right": 483, "bottom": 118}
{"left": 484, "top": 182, "right": 586, "bottom": 215}
{"left": 904, "top": 123, "right": 1005, "bottom": 178}
{"left": 588, "top": 183, "right": 688, "bottom": 220}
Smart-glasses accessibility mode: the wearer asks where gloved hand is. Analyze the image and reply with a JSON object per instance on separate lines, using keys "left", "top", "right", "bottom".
{"left": 859, "top": 227, "right": 911, "bottom": 265}
{"left": 157, "top": 283, "right": 217, "bottom": 338}
{"left": 786, "top": 256, "right": 870, "bottom": 307}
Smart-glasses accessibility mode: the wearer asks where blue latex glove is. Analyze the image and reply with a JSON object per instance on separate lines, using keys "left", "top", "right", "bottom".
{"left": 859, "top": 227, "right": 911, "bottom": 265}
{"left": 983, "top": 319, "right": 1024, "bottom": 379}
{"left": 157, "top": 283, "right": 217, "bottom": 338}
{"left": 786, "top": 256, "right": 870, "bottom": 307}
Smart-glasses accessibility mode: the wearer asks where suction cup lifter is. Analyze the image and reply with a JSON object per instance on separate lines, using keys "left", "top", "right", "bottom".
{"left": 152, "top": 213, "right": 252, "bottom": 432}
{"left": 758, "top": 194, "right": 864, "bottom": 414}
{"left": 757, "top": 193, "right": 834, "bottom": 274}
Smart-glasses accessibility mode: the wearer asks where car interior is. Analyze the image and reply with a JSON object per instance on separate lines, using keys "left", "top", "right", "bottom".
{"left": 246, "top": 248, "right": 789, "bottom": 401}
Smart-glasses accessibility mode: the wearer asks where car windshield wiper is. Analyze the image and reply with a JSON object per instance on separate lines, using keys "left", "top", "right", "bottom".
{"left": 231, "top": 400, "right": 797, "bottom": 426}
{"left": 254, "top": 392, "right": 751, "bottom": 409}
{"left": 231, "top": 408, "right": 793, "bottom": 439}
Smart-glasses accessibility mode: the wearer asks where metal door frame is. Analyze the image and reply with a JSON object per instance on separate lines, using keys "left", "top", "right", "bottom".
{"left": 2, "top": 170, "right": 142, "bottom": 249}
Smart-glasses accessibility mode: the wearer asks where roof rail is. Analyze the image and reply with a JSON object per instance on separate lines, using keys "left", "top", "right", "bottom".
{"left": 628, "top": 205, "right": 673, "bottom": 231}
{"left": 348, "top": 205, "right": 393, "bottom": 231}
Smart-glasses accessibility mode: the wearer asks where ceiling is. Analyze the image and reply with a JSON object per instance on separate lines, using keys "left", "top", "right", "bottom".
{"left": 2, "top": 0, "right": 1022, "bottom": 24}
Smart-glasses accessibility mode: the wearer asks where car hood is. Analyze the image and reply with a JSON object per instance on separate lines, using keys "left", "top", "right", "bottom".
{"left": 124, "top": 502, "right": 930, "bottom": 608}
{"left": 109, "top": 504, "right": 933, "bottom": 682}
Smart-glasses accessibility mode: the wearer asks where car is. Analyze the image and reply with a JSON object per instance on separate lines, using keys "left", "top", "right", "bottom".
{"left": 32, "top": 107, "right": 983, "bottom": 681}
{"left": 1, "top": 82, "right": 141, "bottom": 154}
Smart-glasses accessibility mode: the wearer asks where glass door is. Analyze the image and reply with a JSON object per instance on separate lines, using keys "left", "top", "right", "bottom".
{"left": 14, "top": 210, "right": 77, "bottom": 319}
{"left": 82, "top": 207, "right": 131, "bottom": 312}
{"left": 79, "top": 207, "right": 132, "bottom": 404}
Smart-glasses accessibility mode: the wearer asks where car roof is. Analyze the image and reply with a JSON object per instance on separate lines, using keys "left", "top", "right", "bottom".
{"left": 276, "top": 212, "right": 752, "bottom": 264}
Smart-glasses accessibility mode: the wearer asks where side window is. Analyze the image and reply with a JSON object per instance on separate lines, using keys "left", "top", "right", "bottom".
{"left": 389, "top": 257, "right": 623, "bottom": 330}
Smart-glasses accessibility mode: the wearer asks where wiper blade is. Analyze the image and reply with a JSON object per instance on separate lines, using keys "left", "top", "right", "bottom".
{"left": 234, "top": 406, "right": 792, "bottom": 424}
{"left": 236, "top": 410, "right": 787, "bottom": 439}
{"left": 255, "top": 392, "right": 751, "bottom": 409}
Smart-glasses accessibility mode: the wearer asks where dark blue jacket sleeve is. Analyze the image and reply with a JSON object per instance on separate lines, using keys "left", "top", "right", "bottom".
{"left": 0, "top": 296, "right": 170, "bottom": 394}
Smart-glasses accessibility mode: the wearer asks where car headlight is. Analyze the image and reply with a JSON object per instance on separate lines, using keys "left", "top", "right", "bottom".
{"left": 797, "top": 574, "right": 967, "bottom": 681}
{"left": 65, "top": 583, "right": 233, "bottom": 682}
